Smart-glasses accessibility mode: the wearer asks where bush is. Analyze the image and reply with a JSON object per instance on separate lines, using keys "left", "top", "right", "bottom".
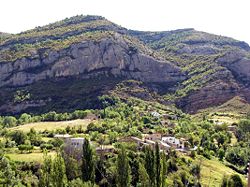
{"left": 40, "top": 143, "right": 54, "bottom": 150}
{"left": 190, "top": 163, "right": 201, "bottom": 179}
{"left": 42, "top": 111, "right": 57, "bottom": 121}
{"left": 11, "top": 131, "right": 27, "bottom": 145}
{"left": 190, "top": 150, "right": 196, "bottom": 159}
{"left": 18, "top": 113, "right": 32, "bottom": 125}
{"left": 228, "top": 174, "right": 244, "bottom": 187}
{"left": 203, "top": 150, "right": 211, "bottom": 159}
{"left": 218, "top": 148, "right": 225, "bottom": 161}
{"left": 49, "top": 138, "right": 64, "bottom": 147}
{"left": 72, "top": 110, "right": 88, "bottom": 119}
{"left": 225, "top": 146, "right": 249, "bottom": 166}
{"left": 3, "top": 116, "right": 17, "bottom": 128}
{"left": 167, "top": 158, "right": 178, "bottom": 173}
{"left": 18, "top": 144, "right": 34, "bottom": 152}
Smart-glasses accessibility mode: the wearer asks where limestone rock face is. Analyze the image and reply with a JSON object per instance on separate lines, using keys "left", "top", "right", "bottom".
{"left": 217, "top": 51, "right": 250, "bottom": 85}
{"left": 176, "top": 44, "right": 220, "bottom": 55}
{"left": 177, "top": 80, "right": 240, "bottom": 113}
{"left": 1, "top": 15, "right": 250, "bottom": 114}
{"left": 0, "top": 36, "right": 184, "bottom": 88}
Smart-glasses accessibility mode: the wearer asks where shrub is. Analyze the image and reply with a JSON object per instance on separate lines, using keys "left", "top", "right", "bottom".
{"left": 18, "top": 113, "right": 32, "bottom": 125}
{"left": 18, "top": 144, "right": 34, "bottom": 152}
{"left": 190, "top": 150, "right": 196, "bottom": 159}
{"left": 40, "top": 143, "right": 54, "bottom": 150}
{"left": 228, "top": 174, "right": 244, "bottom": 187}
{"left": 49, "top": 138, "right": 64, "bottom": 148}
{"left": 11, "top": 131, "right": 27, "bottom": 145}
{"left": 3, "top": 116, "right": 17, "bottom": 128}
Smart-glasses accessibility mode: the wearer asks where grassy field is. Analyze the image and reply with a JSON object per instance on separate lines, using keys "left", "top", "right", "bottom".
{"left": 195, "top": 156, "right": 247, "bottom": 187}
{"left": 10, "top": 119, "right": 93, "bottom": 132}
{"left": 6, "top": 151, "right": 56, "bottom": 163}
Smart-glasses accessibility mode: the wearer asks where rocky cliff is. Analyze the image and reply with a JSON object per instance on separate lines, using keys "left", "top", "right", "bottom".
{"left": 0, "top": 16, "right": 185, "bottom": 114}
{"left": 131, "top": 28, "right": 250, "bottom": 113}
{"left": 0, "top": 15, "right": 250, "bottom": 114}
{"left": 0, "top": 33, "right": 183, "bottom": 88}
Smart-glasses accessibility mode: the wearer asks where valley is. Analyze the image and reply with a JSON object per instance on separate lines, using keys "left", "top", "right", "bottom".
{"left": 0, "top": 15, "right": 249, "bottom": 187}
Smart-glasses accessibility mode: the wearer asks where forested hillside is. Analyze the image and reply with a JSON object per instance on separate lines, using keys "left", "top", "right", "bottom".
{"left": 0, "top": 15, "right": 249, "bottom": 187}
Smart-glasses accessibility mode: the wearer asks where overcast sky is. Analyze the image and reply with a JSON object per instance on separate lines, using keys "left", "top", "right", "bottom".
{"left": 1, "top": 0, "right": 249, "bottom": 44}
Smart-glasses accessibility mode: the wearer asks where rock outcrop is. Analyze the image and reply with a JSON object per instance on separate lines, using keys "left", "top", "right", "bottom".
{"left": 0, "top": 15, "right": 250, "bottom": 114}
{"left": 0, "top": 34, "right": 184, "bottom": 88}
{"left": 131, "top": 28, "right": 250, "bottom": 113}
{"left": 177, "top": 80, "right": 240, "bottom": 113}
{"left": 217, "top": 51, "right": 250, "bottom": 85}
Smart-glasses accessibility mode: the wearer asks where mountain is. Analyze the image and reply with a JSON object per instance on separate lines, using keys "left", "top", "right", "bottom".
{"left": 0, "top": 15, "right": 249, "bottom": 115}
{"left": 129, "top": 29, "right": 250, "bottom": 113}
{"left": 0, "top": 32, "right": 12, "bottom": 40}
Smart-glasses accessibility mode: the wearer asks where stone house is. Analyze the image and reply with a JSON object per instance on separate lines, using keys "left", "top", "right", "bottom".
{"left": 144, "top": 133, "right": 162, "bottom": 141}
{"left": 66, "top": 137, "right": 85, "bottom": 150}
{"left": 57, "top": 136, "right": 85, "bottom": 160}
{"left": 161, "top": 136, "right": 185, "bottom": 149}
{"left": 64, "top": 138, "right": 85, "bottom": 157}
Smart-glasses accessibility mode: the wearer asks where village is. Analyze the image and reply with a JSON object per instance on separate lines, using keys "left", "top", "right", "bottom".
{"left": 55, "top": 132, "right": 194, "bottom": 156}
{"left": 53, "top": 110, "right": 197, "bottom": 156}
{"left": 53, "top": 109, "right": 241, "bottom": 157}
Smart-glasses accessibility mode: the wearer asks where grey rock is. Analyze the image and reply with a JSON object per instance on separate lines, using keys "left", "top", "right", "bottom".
{"left": 0, "top": 35, "right": 185, "bottom": 87}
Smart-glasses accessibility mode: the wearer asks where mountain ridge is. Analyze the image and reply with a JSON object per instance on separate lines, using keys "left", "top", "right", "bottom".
{"left": 0, "top": 14, "right": 249, "bottom": 115}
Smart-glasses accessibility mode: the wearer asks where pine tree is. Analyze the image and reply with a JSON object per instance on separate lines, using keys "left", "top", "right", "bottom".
{"left": 155, "top": 143, "right": 161, "bottom": 187}
{"left": 116, "top": 146, "right": 131, "bottom": 187}
{"left": 82, "top": 138, "right": 95, "bottom": 183}
{"left": 51, "top": 152, "right": 68, "bottom": 187}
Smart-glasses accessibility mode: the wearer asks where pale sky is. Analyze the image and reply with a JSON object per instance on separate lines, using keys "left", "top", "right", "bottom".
{"left": 1, "top": 0, "right": 250, "bottom": 44}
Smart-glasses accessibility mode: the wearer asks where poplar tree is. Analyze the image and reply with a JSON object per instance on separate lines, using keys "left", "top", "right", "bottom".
{"left": 39, "top": 152, "right": 53, "bottom": 187}
{"left": 155, "top": 143, "right": 161, "bottom": 187}
{"left": 51, "top": 152, "right": 68, "bottom": 187}
{"left": 82, "top": 139, "right": 95, "bottom": 183}
{"left": 116, "top": 146, "right": 131, "bottom": 187}
{"left": 144, "top": 146, "right": 155, "bottom": 186}
{"left": 161, "top": 152, "right": 167, "bottom": 187}
{"left": 138, "top": 162, "right": 150, "bottom": 187}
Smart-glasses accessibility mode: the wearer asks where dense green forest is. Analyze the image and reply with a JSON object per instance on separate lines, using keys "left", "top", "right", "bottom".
{"left": 0, "top": 96, "right": 249, "bottom": 186}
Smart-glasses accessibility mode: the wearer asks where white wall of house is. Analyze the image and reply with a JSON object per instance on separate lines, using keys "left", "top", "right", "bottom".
{"left": 66, "top": 138, "right": 85, "bottom": 149}
{"left": 162, "top": 137, "right": 185, "bottom": 149}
